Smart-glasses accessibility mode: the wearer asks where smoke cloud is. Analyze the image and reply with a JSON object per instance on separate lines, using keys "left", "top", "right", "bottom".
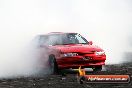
{"left": 0, "top": 0, "right": 132, "bottom": 77}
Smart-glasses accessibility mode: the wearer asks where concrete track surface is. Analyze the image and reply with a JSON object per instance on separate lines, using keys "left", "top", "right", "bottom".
{"left": 0, "top": 62, "right": 132, "bottom": 88}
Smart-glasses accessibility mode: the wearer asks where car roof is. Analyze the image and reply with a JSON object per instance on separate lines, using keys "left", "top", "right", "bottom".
{"left": 39, "top": 32, "right": 78, "bottom": 36}
{"left": 48, "top": 32, "right": 77, "bottom": 34}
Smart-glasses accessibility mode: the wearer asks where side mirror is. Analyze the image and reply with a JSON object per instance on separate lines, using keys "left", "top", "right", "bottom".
{"left": 89, "top": 41, "right": 93, "bottom": 45}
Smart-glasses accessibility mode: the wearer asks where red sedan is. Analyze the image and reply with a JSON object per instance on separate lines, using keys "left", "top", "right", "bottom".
{"left": 33, "top": 32, "right": 106, "bottom": 74}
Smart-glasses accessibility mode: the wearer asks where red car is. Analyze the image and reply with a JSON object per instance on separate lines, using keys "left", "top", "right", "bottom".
{"left": 33, "top": 32, "right": 106, "bottom": 74}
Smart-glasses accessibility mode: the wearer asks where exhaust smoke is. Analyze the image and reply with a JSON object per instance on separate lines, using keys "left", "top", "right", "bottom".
{"left": 0, "top": 0, "right": 132, "bottom": 78}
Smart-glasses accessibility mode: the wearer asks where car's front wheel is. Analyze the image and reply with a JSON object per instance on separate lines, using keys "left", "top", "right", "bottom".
{"left": 92, "top": 66, "right": 102, "bottom": 72}
{"left": 49, "top": 56, "right": 59, "bottom": 74}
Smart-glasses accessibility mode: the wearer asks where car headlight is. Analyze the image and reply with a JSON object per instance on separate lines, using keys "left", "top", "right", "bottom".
{"left": 95, "top": 51, "right": 105, "bottom": 55}
{"left": 61, "top": 53, "right": 78, "bottom": 57}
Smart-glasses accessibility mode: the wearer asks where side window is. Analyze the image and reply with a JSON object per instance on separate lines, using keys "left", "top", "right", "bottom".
{"left": 39, "top": 35, "right": 49, "bottom": 46}
{"left": 48, "top": 35, "right": 61, "bottom": 45}
{"left": 36, "top": 34, "right": 63, "bottom": 46}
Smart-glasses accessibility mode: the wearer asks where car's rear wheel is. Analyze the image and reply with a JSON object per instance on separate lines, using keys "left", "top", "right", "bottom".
{"left": 49, "top": 56, "right": 59, "bottom": 74}
{"left": 92, "top": 66, "right": 102, "bottom": 72}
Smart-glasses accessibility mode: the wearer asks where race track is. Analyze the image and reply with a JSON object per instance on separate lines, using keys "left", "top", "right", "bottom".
{"left": 0, "top": 63, "right": 132, "bottom": 88}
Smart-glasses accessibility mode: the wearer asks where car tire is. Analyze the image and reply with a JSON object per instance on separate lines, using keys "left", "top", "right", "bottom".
{"left": 92, "top": 66, "right": 102, "bottom": 72}
{"left": 49, "top": 56, "right": 59, "bottom": 74}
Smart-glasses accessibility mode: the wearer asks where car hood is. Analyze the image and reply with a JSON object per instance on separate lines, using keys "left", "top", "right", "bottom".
{"left": 52, "top": 44, "right": 103, "bottom": 53}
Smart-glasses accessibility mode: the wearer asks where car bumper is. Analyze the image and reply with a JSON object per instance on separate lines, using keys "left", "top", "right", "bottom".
{"left": 56, "top": 55, "right": 106, "bottom": 69}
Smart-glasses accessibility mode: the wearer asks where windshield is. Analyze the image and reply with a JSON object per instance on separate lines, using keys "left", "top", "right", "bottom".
{"left": 62, "top": 33, "right": 88, "bottom": 45}
{"left": 39, "top": 33, "right": 88, "bottom": 46}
